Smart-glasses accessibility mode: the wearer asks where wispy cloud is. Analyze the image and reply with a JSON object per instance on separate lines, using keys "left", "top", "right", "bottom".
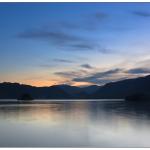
{"left": 18, "top": 28, "right": 113, "bottom": 53}
{"left": 54, "top": 65, "right": 150, "bottom": 85}
{"left": 127, "top": 67, "right": 150, "bottom": 74}
{"left": 53, "top": 59, "right": 75, "bottom": 63}
{"left": 59, "top": 12, "right": 109, "bottom": 30}
{"left": 17, "top": 11, "right": 114, "bottom": 54}
{"left": 80, "top": 64, "right": 94, "bottom": 69}
{"left": 132, "top": 11, "right": 150, "bottom": 17}
{"left": 55, "top": 70, "right": 85, "bottom": 79}
{"left": 69, "top": 43, "right": 93, "bottom": 50}
{"left": 18, "top": 29, "right": 81, "bottom": 44}
{"left": 55, "top": 67, "right": 124, "bottom": 85}
{"left": 94, "top": 12, "right": 109, "bottom": 20}
{"left": 73, "top": 68, "right": 122, "bottom": 84}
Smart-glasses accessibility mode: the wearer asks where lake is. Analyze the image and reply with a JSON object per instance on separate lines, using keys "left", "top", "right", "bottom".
{"left": 0, "top": 100, "right": 150, "bottom": 147}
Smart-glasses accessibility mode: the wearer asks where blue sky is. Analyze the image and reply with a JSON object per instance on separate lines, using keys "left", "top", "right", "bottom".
{"left": 1, "top": 3, "right": 150, "bottom": 86}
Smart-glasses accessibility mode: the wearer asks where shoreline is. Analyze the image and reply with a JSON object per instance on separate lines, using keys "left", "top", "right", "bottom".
{"left": 0, "top": 99, "right": 125, "bottom": 105}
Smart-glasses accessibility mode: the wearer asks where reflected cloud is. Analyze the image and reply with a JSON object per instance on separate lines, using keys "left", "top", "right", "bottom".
{"left": 0, "top": 101, "right": 150, "bottom": 147}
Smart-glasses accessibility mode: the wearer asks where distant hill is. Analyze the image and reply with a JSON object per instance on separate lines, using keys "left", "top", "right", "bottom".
{"left": 1, "top": 75, "right": 150, "bottom": 100}
{"left": 91, "top": 75, "right": 150, "bottom": 99}
{"left": 53, "top": 84, "right": 99, "bottom": 98}
{"left": 0, "top": 82, "right": 72, "bottom": 99}
{"left": 81, "top": 85, "right": 99, "bottom": 94}
{"left": 53, "top": 84, "right": 81, "bottom": 94}
{"left": 0, "top": 82, "right": 97, "bottom": 99}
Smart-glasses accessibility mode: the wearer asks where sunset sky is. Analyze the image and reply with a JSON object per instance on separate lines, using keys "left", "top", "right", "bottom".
{"left": 1, "top": 3, "right": 150, "bottom": 87}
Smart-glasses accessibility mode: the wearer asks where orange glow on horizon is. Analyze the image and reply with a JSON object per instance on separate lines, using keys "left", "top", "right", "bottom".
{"left": 20, "top": 80, "right": 93, "bottom": 87}
{"left": 22, "top": 80, "right": 60, "bottom": 87}
{"left": 71, "top": 81, "right": 93, "bottom": 87}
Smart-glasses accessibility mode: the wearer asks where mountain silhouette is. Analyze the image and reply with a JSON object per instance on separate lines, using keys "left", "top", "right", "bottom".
{"left": 91, "top": 75, "right": 150, "bottom": 99}
{"left": 0, "top": 83, "right": 72, "bottom": 99}
{"left": 0, "top": 75, "right": 150, "bottom": 100}
{"left": 82, "top": 85, "right": 99, "bottom": 94}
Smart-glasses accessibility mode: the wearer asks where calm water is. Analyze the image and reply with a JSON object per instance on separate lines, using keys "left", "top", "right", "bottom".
{"left": 0, "top": 100, "right": 150, "bottom": 147}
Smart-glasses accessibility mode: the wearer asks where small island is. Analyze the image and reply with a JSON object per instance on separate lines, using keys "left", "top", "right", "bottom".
{"left": 17, "top": 93, "right": 34, "bottom": 101}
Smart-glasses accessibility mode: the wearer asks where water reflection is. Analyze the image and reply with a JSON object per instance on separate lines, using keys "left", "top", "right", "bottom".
{"left": 0, "top": 101, "right": 150, "bottom": 147}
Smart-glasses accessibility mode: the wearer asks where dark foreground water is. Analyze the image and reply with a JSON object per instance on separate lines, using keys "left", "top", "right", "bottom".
{"left": 0, "top": 100, "right": 150, "bottom": 147}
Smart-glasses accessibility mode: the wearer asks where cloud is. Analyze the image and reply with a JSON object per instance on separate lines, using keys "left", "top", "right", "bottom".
{"left": 132, "top": 11, "right": 150, "bottom": 17}
{"left": 55, "top": 66, "right": 150, "bottom": 85}
{"left": 39, "top": 64, "right": 53, "bottom": 68}
{"left": 18, "top": 28, "right": 113, "bottom": 54}
{"left": 55, "top": 67, "right": 125, "bottom": 85}
{"left": 18, "top": 29, "right": 96, "bottom": 51}
{"left": 69, "top": 43, "right": 93, "bottom": 50}
{"left": 18, "top": 29, "right": 81, "bottom": 44}
{"left": 94, "top": 12, "right": 109, "bottom": 20}
{"left": 55, "top": 71, "right": 82, "bottom": 78}
{"left": 97, "top": 47, "right": 113, "bottom": 53}
{"left": 54, "top": 69, "right": 89, "bottom": 79}
{"left": 53, "top": 59, "right": 74, "bottom": 63}
{"left": 59, "top": 12, "right": 109, "bottom": 31}
{"left": 73, "top": 68, "right": 122, "bottom": 84}
{"left": 39, "top": 59, "right": 75, "bottom": 68}
{"left": 55, "top": 71, "right": 76, "bottom": 78}
{"left": 127, "top": 68, "right": 150, "bottom": 74}
{"left": 16, "top": 11, "right": 115, "bottom": 54}
{"left": 69, "top": 43, "right": 113, "bottom": 53}
{"left": 80, "top": 64, "right": 94, "bottom": 69}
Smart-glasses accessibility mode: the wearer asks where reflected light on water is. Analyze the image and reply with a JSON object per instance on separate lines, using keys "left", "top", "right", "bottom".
{"left": 0, "top": 101, "right": 150, "bottom": 147}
